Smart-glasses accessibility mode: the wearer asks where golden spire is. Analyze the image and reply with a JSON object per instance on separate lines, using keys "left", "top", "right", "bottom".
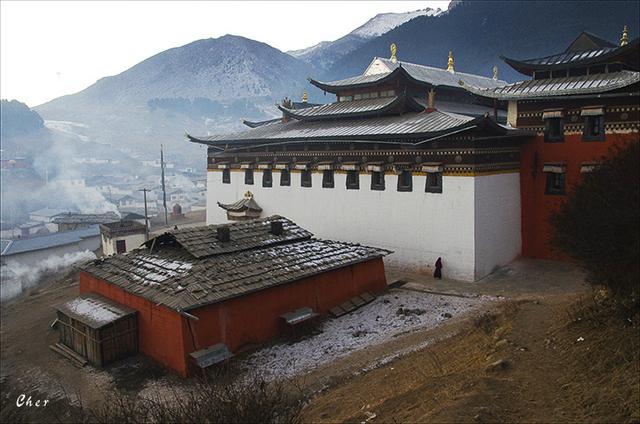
{"left": 620, "top": 25, "right": 629, "bottom": 46}
{"left": 302, "top": 90, "right": 308, "bottom": 103}
{"left": 390, "top": 43, "right": 397, "bottom": 63}
{"left": 493, "top": 65, "right": 498, "bottom": 80}
{"left": 447, "top": 50, "right": 454, "bottom": 73}
{"left": 427, "top": 88, "right": 436, "bottom": 110}
{"left": 244, "top": 191, "right": 253, "bottom": 199}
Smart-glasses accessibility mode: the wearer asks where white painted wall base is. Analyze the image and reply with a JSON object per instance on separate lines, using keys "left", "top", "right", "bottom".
{"left": 206, "top": 170, "right": 520, "bottom": 282}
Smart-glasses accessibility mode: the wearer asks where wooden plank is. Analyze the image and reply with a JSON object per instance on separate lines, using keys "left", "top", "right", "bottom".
{"left": 50, "top": 343, "right": 87, "bottom": 368}
{"left": 351, "top": 296, "right": 365, "bottom": 307}
{"left": 339, "top": 300, "right": 356, "bottom": 313}
{"left": 329, "top": 306, "right": 346, "bottom": 317}
{"left": 360, "top": 292, "right": 375, "bottom": 303}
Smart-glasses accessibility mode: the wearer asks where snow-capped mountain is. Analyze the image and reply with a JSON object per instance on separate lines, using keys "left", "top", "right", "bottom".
{"left": 35, "top": 35, "right": 315, "bottom": 161}
{"left": 288, "top": 8, "right": 442, "bottom": 71}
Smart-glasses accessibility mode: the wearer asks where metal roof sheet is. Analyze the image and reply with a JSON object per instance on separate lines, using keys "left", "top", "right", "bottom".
{"left": 312, "top": 58, "right": 506, "bottom": 91}
{"left": 461, "top": 71, "right": 640, "bottom": 100}
{"left": 1, "top": 225, "right": 100, "bottom": 257}
{"left": 281, "top": 96, "right": 399, "bottom": 118}
{"left": 190, "top": 109, "right": 475, "bottom": 145}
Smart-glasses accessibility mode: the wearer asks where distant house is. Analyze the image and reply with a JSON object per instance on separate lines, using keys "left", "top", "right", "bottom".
{"left": 100, "top": 220, "right": 147, "bottom": 255}
{"left": 75, "top": 216, "right": 390, "bottom": 376}
{"left": 121, "top": 212, "right": 147, "bottom": 227}
{"left": 29, "top": 208, "right": 66, "bottom": 223}
{"left": 169, "top": 189, "right": 188, "bottom": 203}
{"left": 53, "top": 212, "right": 120, "bottom": 232}
{"left": 1, "top": 226, "right": 101, "bottom": 268}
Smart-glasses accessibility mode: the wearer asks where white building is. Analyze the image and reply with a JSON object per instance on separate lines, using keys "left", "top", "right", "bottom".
{"left": 189, "top": 51, "right": 526, "bottom": 282}
{"left": 100, "top": 221, "right": 147, "bottom": 256}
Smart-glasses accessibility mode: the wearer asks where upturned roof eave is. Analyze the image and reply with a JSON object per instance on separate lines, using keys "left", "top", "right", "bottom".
{"left": 501, "top": 38, "right": 639, "bottom": 76}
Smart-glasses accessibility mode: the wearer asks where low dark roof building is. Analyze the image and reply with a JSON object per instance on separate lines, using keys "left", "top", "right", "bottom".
{"left": 76, "top": 215, "right": 391, "bottom": 376}
{"left": 217, "top": 191, "right": 262, "bottom": 220}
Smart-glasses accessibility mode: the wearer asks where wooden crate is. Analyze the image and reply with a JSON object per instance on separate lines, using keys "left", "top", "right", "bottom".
{"left": 55, "top": 294, "right": 138, "bottom": 367}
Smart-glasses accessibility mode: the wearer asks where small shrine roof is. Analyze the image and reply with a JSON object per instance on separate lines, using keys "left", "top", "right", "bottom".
{"left": 218, "top": 192, "right": 263, "bottom": 213}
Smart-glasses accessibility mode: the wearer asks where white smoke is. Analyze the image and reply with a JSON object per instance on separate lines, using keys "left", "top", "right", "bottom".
{"left": 0, "top": 250, "right": 96, "bottom": 302}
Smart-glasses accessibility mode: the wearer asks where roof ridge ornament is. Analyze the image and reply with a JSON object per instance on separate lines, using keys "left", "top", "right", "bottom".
{"left": 447, "top": 50, "right": 455, "bottom": 73}
{"left": 244, "top": 191, "right": 253, "bottom": 199}
{"left": 302, "top": 90, "right": 308, "bottom": 103}
{"left": 390, "top": 43, "right": 397, "bottom": 63}
{"left": 427, "top": 88, "right": 436, "bottom": 113}
{"left": 620, "top": 25, "right": 629, "bottom": 46}
{"left": 493, "top": 65, "right": 498, "bottom": 80}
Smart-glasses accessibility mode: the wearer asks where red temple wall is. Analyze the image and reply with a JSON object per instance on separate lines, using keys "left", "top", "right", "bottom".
{"left": 79, "top": 258, "right": 387, "bottom": 377}
{"left": 520, "top": 132, "right": 638, "bottom": 259}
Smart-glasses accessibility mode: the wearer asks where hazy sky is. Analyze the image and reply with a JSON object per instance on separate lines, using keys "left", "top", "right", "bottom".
{"left": 1, "top": 1, "right": 450, "bottom": 107}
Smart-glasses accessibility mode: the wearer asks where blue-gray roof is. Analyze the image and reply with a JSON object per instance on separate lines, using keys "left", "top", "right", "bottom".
{"left": 1, "top": 225, "right": 100, "bottom": 257}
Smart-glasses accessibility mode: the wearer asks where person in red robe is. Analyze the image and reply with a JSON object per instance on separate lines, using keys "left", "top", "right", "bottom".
{"left": 434, "top": 257, "right": 443, "bottom": 279}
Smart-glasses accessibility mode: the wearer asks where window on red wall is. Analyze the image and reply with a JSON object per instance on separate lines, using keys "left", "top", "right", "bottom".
{"left": 544, "top": 117, "right": 564, "bottom": 143}
{"left": 583, "top": 115, "right": 605, "bottom": 142}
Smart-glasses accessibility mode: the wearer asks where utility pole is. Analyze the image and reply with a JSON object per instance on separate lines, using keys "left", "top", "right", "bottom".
{"left": 160, "top": 144, "right": 169, "bottom": 226}
{"left": 139, "top": 188, "right": 150, "bottom": 241}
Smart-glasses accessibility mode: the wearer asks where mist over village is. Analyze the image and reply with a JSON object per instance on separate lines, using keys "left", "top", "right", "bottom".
{"left": 1, "top": 1, "right": 638, "bottom": 422}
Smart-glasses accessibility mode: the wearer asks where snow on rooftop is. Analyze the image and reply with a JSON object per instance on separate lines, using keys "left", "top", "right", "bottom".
{"left": 63, "top": 297, "right": 126, "bottom": 326}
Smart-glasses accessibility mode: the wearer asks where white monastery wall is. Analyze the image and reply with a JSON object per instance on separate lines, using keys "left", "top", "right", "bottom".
{"left": 207, "top": 170, "right": 478, "bottom": 281}
{"left": 473, "top": 172, "right": 522, "bottom": 280}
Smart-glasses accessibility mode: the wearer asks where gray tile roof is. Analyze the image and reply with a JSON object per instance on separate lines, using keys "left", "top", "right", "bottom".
{"left": 189, "top": 109, "right": 476, "bottom": 146}
{"left": 100, "top": 220, "right": 147, "bottom": 237}
{"left": 1, "top": 226, "right": 100, "bottom": 257}
{"left": 152, "top": 215, "right": 312, "bottom": 259}
{"left": 218, "top": 196, "right": 262, "bottom": 213}
{"left": 53, "top": 212, "right": 120, "bottom": 225}
{"left": 461, "top": 70, "right": 640, "bottom": 100}
{"left": 81, "top": 216, "right": 391, "bottom": 312}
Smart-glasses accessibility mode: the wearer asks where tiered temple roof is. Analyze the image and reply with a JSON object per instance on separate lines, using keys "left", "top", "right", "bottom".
{"left": 463, "top": 30, "right": 640, "bottom": 100}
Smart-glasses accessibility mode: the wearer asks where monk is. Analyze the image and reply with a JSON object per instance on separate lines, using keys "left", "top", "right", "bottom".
{"left": 434, "top": 257, "right": 443, "bottom": 279}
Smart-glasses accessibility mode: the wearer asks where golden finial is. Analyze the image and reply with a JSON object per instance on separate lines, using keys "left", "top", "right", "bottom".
{"left": 390, "top": 43, "right": 397, "bottom": 63}
{"left": 302, "top": 90, "right": 308, "bottom": 103}
{"left": 620, "top": 25, "right": 629, "bottom": 46}
{"left": 447, "top": 50, "right": 454, "bottom": 73}
{"left": 427, "top": 88, "right": 436, "bottom": 110}
{"left": 244, "top": 191, "right": 253, "bottom": 199}
{"left": 493, "top": 65, "right": 498, "bottom": 80}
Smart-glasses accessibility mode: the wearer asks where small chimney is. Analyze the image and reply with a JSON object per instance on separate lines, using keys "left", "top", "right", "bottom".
{"left": 270, "top": 221, "right": 283, "bottom": 236}
{"left": 216, "top": 226, "right": 230, "bottom": 242}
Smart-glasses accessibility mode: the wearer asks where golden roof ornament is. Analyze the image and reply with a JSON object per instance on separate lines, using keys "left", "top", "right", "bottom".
{"left": 447, "top": 50, "right": 454, "bottom": 73}
{"left": 493, "top": 65, "right": 498, "bottom": 80}
{"left": 302, "top": 90, "right": 308, "bottom": 103}
{"left": 390, "top": 43, "right": 397, "bottom": 63}
{"left": 620, "top": 25, "right": 629, "bottom": 46}
{"left": 244, "top": 191, "right": 253, "bottom": 199}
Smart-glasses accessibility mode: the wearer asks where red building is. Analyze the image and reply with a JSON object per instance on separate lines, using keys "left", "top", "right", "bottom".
{"left": 74, "top": 215, "right": 389, "bottom": 376}
{"left": 464, "top": 29, "right": 639, "bottom": 259}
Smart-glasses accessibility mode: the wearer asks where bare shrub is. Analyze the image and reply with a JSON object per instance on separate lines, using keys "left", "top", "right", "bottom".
{"left": 550, "top": 142, "right": 639, "bottom": 306}
{"left": 63, "top": 369, "right": 304, "bottom": 424}
{"left": 474, "top": 312, "right": 498, "bottom": 335}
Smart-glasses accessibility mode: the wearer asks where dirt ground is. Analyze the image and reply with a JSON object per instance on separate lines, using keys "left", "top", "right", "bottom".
{"left": 1, "top": 259, "right": 638, "bottom": 423}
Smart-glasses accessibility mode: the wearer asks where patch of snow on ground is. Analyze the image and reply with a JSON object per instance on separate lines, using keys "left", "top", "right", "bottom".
{"left": 243, "top": 289, "right": 489, "bottom": 381}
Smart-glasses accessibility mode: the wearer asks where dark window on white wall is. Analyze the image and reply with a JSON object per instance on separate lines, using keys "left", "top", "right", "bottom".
{"left": 426, "top": 172, "right": 443, "bottom": 193}
{"left": 346, "top": 170, "right": 359, "bottom": 189}
{"left": 301, "top": 170, "right": 312, "bottom": 187}
{"left": 222, "top": 169, "right": 230, "bottom": 184}
{"left": 544, "top": 118, "right": 564, "bottom": 143}
{"left": 322, "top": 170, "right": 334, "bottom": 188}
{"left": 371, "top": 171, "right": 385, "bottom": 191}
{"left": 280, "top": 169, "right": 291, "bottom": 186}
{"left": 262, "top": 169, "right": 272, "bottom": 187}
{"left": 583, "top": 115, "right": 605, "bottom": 141}
{"left": 244, "top": 169, "right": 254, "bottom": 185}
{"left": 545, "top": 172, "right": 565, "bottom": 195}
{"left": 397, "top": 170, "right": 413, "bottom": 192}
